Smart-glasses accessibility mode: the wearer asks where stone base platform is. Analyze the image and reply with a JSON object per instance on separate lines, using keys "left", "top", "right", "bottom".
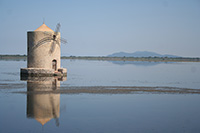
{"left": 20, "top": 68, "right": 67, "bottom": 77}
{"left": 20, "top": 74, "right": 67, "bottom": 81}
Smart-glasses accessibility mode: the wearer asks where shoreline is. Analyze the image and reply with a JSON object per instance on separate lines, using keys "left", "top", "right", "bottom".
{"left": 62, "top": 56, "right": 200, "bottom": 62}
{"left": 0, "top": 55, "right": 200, "bottom": 62}
{"left": 10, "top": 85, "right": 200, "bottom": 94}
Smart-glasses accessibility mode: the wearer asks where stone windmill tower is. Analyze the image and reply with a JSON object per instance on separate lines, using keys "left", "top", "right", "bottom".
{"left": 21, "top": 23, "right": 67, "bottom": 76}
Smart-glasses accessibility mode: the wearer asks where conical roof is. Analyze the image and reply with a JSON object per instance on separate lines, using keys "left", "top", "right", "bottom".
{"left": 35, "top": 118, "right": 52, "bottom": 126}
{"left": 35, "top": 23, "right": 53, "bottom": 31}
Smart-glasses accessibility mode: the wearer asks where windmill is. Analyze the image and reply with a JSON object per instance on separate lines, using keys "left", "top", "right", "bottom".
{"left": 32, "top": 23, "right": 67, "bottom": 54}
{"left": 21, "top": 22, "right": 67, "bottom": 77}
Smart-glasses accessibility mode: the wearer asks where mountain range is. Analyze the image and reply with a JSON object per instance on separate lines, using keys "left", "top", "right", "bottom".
{"left": 107, "top": 51, "right": 179, "bottom": 58}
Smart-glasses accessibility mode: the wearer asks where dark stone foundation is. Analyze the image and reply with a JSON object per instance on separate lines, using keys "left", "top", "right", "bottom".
{"left": 20, "top": 68, "right": 67, "bottom": 77}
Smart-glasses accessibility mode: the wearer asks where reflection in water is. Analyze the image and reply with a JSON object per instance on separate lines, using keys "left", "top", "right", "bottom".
{"left": 109, "top": 61, "right": 172, "bottom": 66}
{"left": 22, "top": 76, "right": 66, "bottom": 126}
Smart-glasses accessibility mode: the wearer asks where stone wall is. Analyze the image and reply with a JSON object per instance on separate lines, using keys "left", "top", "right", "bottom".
{"left": 27, "top": 31, "right": 61, "bottom": 70}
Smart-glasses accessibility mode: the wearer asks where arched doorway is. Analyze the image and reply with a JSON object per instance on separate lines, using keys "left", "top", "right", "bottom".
{"left": 52, "top": 59, "right": 57, "bottom": 71}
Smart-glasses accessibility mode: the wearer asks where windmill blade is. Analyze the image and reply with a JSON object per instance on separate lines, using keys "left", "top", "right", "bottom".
{"left": 54, "top": 23, "right": 68, "bottom": 44}
{"left": 54, "top": 23, "right": 61, "bottom": 37}
{"left": 49, "top": 40, "right": 56, "bottom": 54}
{"left": 32, "top": 37, "right": 52, "bottom": 50}
{"left": 56, "top": 39, "right": 60, "bottom": 47}
{"left": 49, "top": 95, "right": 60, "bottom": 127}
{"left": 54, "top": 118, "right": 60, "bottom": 127}
{"left": 55, "top": 23, "right": 61, "bottom": 32}
{"left": 60, "top": 37, "right": 67, "bottom": 44}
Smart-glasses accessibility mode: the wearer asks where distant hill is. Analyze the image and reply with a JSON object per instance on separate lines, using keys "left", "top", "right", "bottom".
{"left": 107, "top": 51, "right": 179, "bottom": 58}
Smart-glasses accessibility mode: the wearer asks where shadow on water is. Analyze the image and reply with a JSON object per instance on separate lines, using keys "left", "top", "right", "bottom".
{"left": 21, "top": 76, "right": 66, "bottom": 126}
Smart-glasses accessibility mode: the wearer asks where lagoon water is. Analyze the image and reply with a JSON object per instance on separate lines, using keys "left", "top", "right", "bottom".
{"left": 0, "top": 59, "right": 200, "bottom": 133}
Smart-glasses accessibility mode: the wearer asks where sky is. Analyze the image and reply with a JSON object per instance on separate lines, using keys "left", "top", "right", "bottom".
{"left": 0, "top": 0, "right": 200, "bottom": 57}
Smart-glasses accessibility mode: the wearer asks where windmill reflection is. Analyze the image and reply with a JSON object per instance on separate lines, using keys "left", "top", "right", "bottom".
{"left": 22, "top": 76, "right": 66, "bottom": 126}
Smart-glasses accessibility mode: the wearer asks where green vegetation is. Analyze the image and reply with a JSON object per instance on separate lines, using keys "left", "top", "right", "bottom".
{"left": 0, "top": 54, "right": 200, "bottom": 62}
{"left": 0, "top": 54, "right": 26, "bottom": 60}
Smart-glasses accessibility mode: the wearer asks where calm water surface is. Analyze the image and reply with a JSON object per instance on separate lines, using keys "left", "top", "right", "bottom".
{"left": 0, "top": 60, "right": 200, "bottom": 133}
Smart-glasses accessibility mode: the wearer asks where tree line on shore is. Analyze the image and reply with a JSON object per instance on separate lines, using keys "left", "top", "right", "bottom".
{"left": 0, "top": 54, "right": 199, "bottom": 62}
